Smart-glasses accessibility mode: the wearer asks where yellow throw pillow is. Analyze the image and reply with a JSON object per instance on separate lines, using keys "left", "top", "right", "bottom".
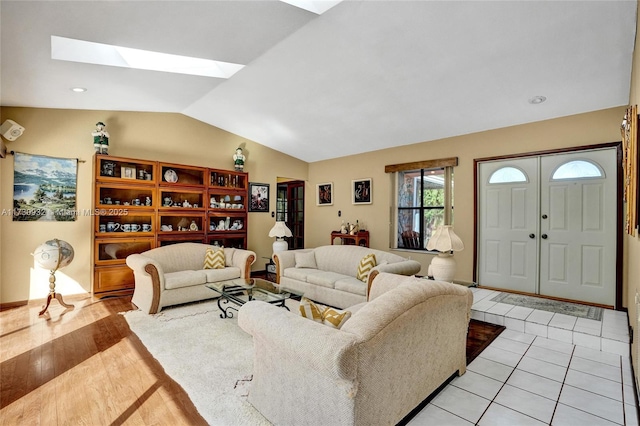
{"left": 356, "top": 253, "right": 376, "bottom": 282}
{"left": 299, "top": 297, "right": 351, "bottom": 329}
{"left": 204, "top": 247, "right": 225, "bottom": 269}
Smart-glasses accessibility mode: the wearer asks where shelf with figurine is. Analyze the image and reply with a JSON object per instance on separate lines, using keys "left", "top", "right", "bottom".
{"left": 158, "top": 188, "right": 206, "bottom": 211}
{"left": 208, "top": 193, "right": 246, "bottom": 211}
{"left": 96, "top": 183, "right": 155, "bottom": 209}
{"left": 159, "top": 163, "right": 205, "bottom": 187}
{"left": 207, "top": 215, "right": 245, "bottom": 232}
{"left": 96, "top": 155, "right": 156, "bottom": 184}
{"left": 95, "top": 212, "right": 155, "bottom": 237}
{"left": 157, "top": 213, "right": 206, "bottom": 234}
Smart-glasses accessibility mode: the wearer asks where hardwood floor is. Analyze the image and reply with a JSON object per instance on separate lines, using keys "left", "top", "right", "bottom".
{"left": 0, "top": 293, "right": 505, "bottom": 425}
{"left": 0, "top": 295, "right": 205, "bottom": 425}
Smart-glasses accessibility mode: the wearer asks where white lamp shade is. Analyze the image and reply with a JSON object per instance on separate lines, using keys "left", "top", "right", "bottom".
{"left": 268, "top": 221, "right": 293, "bottom": 238}
{"left": 426, "top": 225, "right": 464, "bottom": 252}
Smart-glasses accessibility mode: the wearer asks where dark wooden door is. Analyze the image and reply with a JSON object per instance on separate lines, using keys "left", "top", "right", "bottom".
{"left": 277, "top": 181, "right": 304, "bottom": 249}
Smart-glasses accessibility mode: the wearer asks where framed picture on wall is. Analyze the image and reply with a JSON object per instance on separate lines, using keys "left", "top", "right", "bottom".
{"left": 316, "top": 182, "right": 333, "bottom": 206}
{"left": 352, "top": 178, "right": 372, "bottom": 205}
{"left": 249, "top": 182, "right": 269, "bottom": 212}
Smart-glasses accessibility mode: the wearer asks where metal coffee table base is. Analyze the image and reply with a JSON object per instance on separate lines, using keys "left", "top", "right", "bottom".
{"left": 216, "top": 287, "right": 290, "bottom": 318}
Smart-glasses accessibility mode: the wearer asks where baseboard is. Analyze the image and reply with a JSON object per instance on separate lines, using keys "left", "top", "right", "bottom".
{"left": 0, "top": 299, "right": 29, "bottom": 311}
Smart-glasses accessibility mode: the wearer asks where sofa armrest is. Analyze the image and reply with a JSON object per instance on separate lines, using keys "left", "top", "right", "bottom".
{"left": 366, "top": 260, "right": 422, "bottom": 299}
{"left": 272, "top": 250, "right": 308, "bottom": 283}
{"left": 231, "top": 249, "right": 256, "bottom": 278}
{"left": 126, "top": 254, "right": 166, "bottom": 314}
{"left": 238, "top": 301, "right": 357, "bottom": 381}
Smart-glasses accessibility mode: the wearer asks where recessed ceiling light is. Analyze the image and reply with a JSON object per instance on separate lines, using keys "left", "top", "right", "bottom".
{"left": 71, "top": 87, "right": 87, "bottom": 93}
{"left": 51, "top": 36, "right": 244, "bottom": 79}
{"left": 528, "top": 96, "right": 547, "bottom": 105}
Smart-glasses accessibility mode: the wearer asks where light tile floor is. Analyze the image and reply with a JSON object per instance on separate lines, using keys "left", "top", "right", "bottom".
{"left": 469, "top": 288, "right": 630, "bottom": 356}
{"left": 409, "top": 289, "right": 640, "bottom": 425}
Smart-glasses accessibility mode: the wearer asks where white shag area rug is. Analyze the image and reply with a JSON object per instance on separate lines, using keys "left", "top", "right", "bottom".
{"left": 122, "top": 300, "right": 272, "bottom": 426}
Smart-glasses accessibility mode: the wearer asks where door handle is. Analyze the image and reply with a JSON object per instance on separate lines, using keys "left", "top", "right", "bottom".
{"left": 529, "top": 233, "right": 535, "bottom": 239}
{"left": 541, "top": 234, "right": 548, "bottom": 239}
{"left": 542, "top": 214, "right": 548, "bottom": 219}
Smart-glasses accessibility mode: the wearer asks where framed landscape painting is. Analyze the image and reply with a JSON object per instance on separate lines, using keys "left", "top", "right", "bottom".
{"left": 316, "top": 182, "right": 333, "bottom": 206}
{"left": 352, "top": 178, "right": 372, "bottom": 204}
{"left": 13, "top": 152, "right": 78, "bottom": 221}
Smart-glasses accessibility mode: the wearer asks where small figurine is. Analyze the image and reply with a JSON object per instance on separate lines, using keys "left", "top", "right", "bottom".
{"left": 91, "top": 122, "right": 110, "bottom": 154}
{"left": 340, "top": 221, "right": 348, "bottom": 234}
{"left": 233, "top": 147, "right": 245, "bottom": 171}
{"left": 189, "top": 220, "right": 199, "bottom": 231}
{"left": 349, "top": 222, "right": 359, "bottom": 235}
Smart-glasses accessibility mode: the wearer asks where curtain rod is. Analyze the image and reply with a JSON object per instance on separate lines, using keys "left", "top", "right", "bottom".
{"left": 7, "top": 150, "right": 86, "bottom": 163}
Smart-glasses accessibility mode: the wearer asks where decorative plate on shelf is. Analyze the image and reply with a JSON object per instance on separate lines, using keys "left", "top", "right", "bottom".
{"left": 164, "top": 169, "right": 178, "bottom": 183}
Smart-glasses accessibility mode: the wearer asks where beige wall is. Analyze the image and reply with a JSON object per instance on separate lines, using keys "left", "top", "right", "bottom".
{"left": 625, "top": 0, "right": 640, "bottom": 387}
{"left": 0, "top": 107, "right": 632, "bottom": 312}
{"left": 0, "top": 107, "right": 307, "bottom": 303}
{"left": 307, "top": 107, "right": 626, "bottom": 286}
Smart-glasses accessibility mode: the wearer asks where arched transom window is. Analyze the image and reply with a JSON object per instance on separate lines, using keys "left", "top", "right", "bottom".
{"left": 551, "top": 160, "right": 604, "bottom": 181}
{"left": 488, "top": 166, "right": 528, "bottom": 184}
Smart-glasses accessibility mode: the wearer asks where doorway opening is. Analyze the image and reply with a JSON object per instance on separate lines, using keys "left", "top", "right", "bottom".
{"left": 276, "top": 179, "right": 305, "bottom": 250}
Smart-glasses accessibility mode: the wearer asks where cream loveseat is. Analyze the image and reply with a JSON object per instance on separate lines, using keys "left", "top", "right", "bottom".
{"left": 126, "top": 243, "right": 255, "bottom": 314}
{"left": 239, "top": 272, "right": 473, "bottom": 426}
{"left": 273, "top": 245, "right": 422, "bottom": 308}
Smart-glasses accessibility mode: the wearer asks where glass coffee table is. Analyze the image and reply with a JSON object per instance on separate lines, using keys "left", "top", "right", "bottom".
{"left": 206, "top": 278, "right": 300, "bottom": 319}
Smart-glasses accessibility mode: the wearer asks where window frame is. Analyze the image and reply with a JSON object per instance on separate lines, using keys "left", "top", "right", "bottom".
{"left": 386, "top": 157, "right": 457, "bottom": 251}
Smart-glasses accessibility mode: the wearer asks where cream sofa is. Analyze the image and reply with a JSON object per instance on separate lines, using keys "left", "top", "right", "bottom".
{"left": 126, "top": 243, "right": 255, "bottom": 314}
{"left": 239, "top": 272, "right": 473, "bottom": 426}
{"left": 273, "top": 245, "right": 422, "bottom": 308}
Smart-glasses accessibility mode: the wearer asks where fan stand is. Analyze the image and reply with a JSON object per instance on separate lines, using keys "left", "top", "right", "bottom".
{"left": 39, "top": 270, "right": 74, "bottom": 316}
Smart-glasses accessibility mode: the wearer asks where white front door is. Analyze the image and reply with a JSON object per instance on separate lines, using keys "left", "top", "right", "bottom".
{"left": 477, "top": 148, "right": 617, "bottom": 306}
{"left": 539, "top": 150, "right": 617, "bottom": 305}
{"left": 478, "top": 157, "right": 538, "bottom": 293}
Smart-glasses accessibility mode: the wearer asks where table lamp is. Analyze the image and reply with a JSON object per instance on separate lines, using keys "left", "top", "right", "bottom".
{"left": 269, "top": 221, "right": 292, "bottom": 253}
{"left": 426, "top": 225, "right": 464, "bottom": 282}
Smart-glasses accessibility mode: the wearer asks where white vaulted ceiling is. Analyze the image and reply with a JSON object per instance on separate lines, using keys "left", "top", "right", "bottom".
{"left": 1, "top": 1, "right": 637, "bottom": 162}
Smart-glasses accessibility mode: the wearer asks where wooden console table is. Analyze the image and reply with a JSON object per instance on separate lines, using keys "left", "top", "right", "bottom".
{"left": 330, "top": 231, "right": 369, "bottom": 247}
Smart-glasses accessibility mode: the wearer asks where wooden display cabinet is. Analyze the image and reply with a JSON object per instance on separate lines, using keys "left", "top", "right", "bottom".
{"left": 93, "top": 155, "right": 249, "bottom": 297}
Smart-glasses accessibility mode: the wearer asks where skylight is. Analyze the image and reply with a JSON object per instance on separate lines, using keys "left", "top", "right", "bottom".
{"left": 51, "top": 36, "right": 244, "bottom": 79}
{"left": 280, "top": 0, "right": 342, "bottom": 14}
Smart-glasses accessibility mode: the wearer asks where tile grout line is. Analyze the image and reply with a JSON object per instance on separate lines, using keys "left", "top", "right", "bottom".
{"left": 473, "top": 334, "right": 629, "bottom": 425}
